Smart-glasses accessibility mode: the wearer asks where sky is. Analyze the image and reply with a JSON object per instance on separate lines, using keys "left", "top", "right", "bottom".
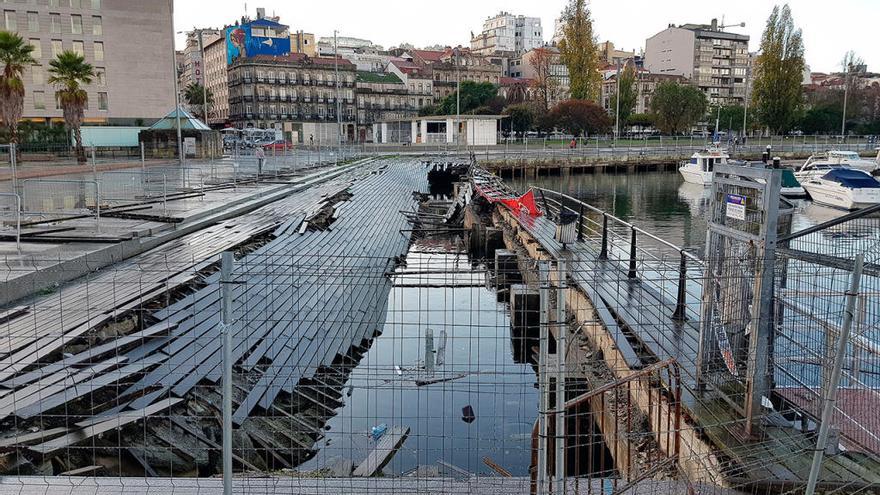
{"left": 173, "top": 0, "right": 878, "bottom": 73}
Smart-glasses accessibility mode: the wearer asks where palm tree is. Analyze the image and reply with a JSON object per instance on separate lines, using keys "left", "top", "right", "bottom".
{"left": 0, "top": 31, "right": 37, "bottom": 148}
{"left": 48, "top": 51, "right": 94, "bottom": 164}
{"left": 184, "top": 82, "right": 213, "bottom": 121}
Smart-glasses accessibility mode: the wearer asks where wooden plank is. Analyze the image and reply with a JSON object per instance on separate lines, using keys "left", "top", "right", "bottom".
{"left": 28, "top": 398, "right": 183, "bottom": 454}
{"left": 352, "top": 426, "right": 410, "bottom": 477}
{"left": 0, "top": 427, "right": 68, "bottom": 448}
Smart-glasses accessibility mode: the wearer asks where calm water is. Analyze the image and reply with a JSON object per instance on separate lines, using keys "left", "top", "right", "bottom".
{"left": 510, "top": 170, "right": 850, "bottom": 255}
{"left": 302, "top": 242, "right": 538, "bottom": 476}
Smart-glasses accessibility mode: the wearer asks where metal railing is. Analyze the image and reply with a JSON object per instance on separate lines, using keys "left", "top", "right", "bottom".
{"left": 534, "top": 187, "right": 704, "bottom": 324}
{"left": 20, "top": 179, "right": 100, "bottom": 231}
{"left": 0, "top": 192, "right": 21, "bottom": 251}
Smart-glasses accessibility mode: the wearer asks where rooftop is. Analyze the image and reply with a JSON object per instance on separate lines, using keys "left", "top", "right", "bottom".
{"left": 357, "top": 71, "right": 403, "bottom": 84}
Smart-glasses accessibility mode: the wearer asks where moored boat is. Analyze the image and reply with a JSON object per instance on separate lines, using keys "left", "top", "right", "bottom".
{"left": 679, "top": 147, "right": 730, "bottom": 186}
{"left": 802, "top": 169, "right": 880, "bottom": 210}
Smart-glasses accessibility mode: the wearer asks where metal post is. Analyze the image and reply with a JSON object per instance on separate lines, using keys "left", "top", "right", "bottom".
{"left": 805, "top": 254, "right": 864, "bottom": 495}
{"left": 220, "top": 251, "right": 234, "bottom": 495}
{"left": 599, "top": 214, "right": 608, "bottom": 260}
{"left": 198, "top": 30, "right": 209, "bottom": 125}
{"left": 140, "top": 142, "right": 146, "bottom": 174}
{"left": 537, "top": 261, "right": 550, "bottom": 494}
{"left": 334, "top": 30, "right": 341, "bottom": 166}
{"left": 94, "top": 182, "right": 101, "bottom": 234}
{"left": 91, "top": 147, "right": 97, "bottom": 182}
{"left": 672, "top": 251, "right": 688, "bottom": 321}
{"left": 628, "top": 227, "right": 637, "bottom": 279}
{"left": 170, "top": 0, "right": 183, "bottom": 166}
{"left": 555, "top": 259, "right": 567, "bottom": 495}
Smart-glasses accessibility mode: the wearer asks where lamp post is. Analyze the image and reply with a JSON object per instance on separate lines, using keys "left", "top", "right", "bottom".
{"left": 334, "top": 30, "right": 341, "bottom": 164}
{"left": 455, "top": 47, "right": 461, "bottom": 149}
{"left": 170, "top": 0, "right": 183, "bottom": 166}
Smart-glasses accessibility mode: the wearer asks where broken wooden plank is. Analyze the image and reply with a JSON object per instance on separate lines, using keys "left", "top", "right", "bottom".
{"left": 28, "top": 398, "right": 183, "bottom": 455}
{"left": 483, "top": 456, "right": 512, "bottom": 477}
{"left": 352, "top": 426, "right": 410, "bottom": 477}
{"left": 0, "top": 427, "right": 68, "bottom": 448}
{"left": 59, "top": 465, "right": 103, "bottom": 476}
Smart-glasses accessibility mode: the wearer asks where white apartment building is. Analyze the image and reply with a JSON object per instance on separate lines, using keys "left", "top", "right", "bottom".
{"left": 203, "top": 35, "right": 229, "bottom": 125}
{"left": 2, "top": 0, "right": 175, "bottom": 125}
{"left": 471, "top": 12, "right": 543, "bottom": 55}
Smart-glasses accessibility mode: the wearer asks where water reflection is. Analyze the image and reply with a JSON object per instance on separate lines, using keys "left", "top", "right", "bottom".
{"left": 301, "top": 243, "right": 538, "bottom": 476}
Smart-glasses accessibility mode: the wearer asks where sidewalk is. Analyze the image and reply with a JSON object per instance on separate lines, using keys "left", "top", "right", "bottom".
{"left": 0, "top": 159, "right": 177, "bottom": 182}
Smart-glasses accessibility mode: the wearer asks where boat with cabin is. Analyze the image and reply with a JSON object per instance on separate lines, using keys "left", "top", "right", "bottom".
{"left": 801, "top": 168, "right": 880, "bottom": 210}
{"left": 678, "top": 147, "right": 731, "bottom": 186}
{"left": 795, "top": 151, "right": 878, "bottom": 181}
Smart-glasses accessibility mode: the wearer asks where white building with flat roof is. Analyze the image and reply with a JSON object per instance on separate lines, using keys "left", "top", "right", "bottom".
{"left": 471, "top": 12, "right": 543, "bottom": 55}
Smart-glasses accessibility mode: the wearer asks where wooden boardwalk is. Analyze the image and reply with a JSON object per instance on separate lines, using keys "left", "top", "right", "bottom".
{"left": 493, "top": 180, "right": 880, "bottom": 489}
{"left": 0, "top": 159, "right": 429, "bottom": 475}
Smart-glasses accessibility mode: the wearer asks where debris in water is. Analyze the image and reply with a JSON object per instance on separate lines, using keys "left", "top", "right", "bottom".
{"left": 461, "top": 405, "right": 476, "bottom": 424}
{"left": 415, "top": 373, "right": 468, "bottom": 387}
{"left": 370, "top": 423, "right": 388, "bottom": 441}
{"left": 435, "top": 329, "right": 448, "bottom": 367}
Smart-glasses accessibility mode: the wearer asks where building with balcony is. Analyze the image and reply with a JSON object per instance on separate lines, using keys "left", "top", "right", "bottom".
{"left": 644, "top": 19, "right": 750, "bottom": 106}
{"left": 355, "top": 72, "right": 419, "bottom": 142}
{"left": 3, "top": 0, "right": 175, "bottom": 125}
{"left": 203, "top": 36, "right": 229, "bottom": 126}
{"left": 601, "top": 67, "right": 687, "bottom": 115}
{"left": 470, "top": 11, "right": 543, "bottom": 56}
{"left": 509, "top": 47, "right": 570, "bottom": 107}
{"left": 227, "top": 54, "right": 357, "bottom": 144}
{"left": 430, "top": 48, "right": 504, "bottom": 101}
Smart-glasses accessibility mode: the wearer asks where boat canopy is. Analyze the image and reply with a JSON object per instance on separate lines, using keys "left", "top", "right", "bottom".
{"left": 781, "top": 169, "right": 801, "bottom": 188}
{"left": 821, "top": 169, "right": 880, "bottom": 188}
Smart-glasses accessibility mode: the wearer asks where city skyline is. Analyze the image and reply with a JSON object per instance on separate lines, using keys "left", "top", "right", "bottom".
{"left": 172, "top": 0, "right": 878, "bottom": 73}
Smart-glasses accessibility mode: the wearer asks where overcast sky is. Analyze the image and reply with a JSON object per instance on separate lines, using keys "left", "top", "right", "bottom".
{"left": 173, "top": 0, "right": 877, "bottom": 73}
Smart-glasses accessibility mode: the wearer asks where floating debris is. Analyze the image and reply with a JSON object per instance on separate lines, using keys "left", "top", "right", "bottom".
{"left": 370, "top": 423, "right": 388, "bottom": 441}
{"left": 461, "top": 405, "right": 476, "bottom": 424}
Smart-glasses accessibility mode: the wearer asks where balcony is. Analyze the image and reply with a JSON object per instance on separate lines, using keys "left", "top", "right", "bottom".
{"left": 242, "top": 77, "right": 253, "bottom": 84}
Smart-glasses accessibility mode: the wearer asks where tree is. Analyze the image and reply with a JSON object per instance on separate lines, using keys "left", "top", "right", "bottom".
{"left": 0, "top": 31, "right": 37, "bottom": 147}
{"left": 529, "top": 47, "right": 560, "bottom": 110}
{"left": 650, "top": 81, "right": 707, "bottom": 135}
{"left": 557, "top": 0, "right": 602, "bottom": 101}
{"left": 48, "top": 51, "right": 94, "bottom": 164}
{"left": 184, "top": 82, "right": 214, "bottom": 121}
{"left": 751, "top": 4, "right": 806, "bottom": 133}
{"left": 549, "top": 99, "right": 611, "bottom": 136}
{"left": 710, "top": 105, "right": 746, "bottom": 133}
{"left": 627, "top": 113, "right": 655, "bottom": 131}
{"left": 504, "top": 104, "right": 535, "bottom": 136}
{"left": 436, "top": 81, "right": 498, "bottom": 115}
{"left": 610, "top": 64, "right": 637, "bottom": 132}
{"left": 799, "top": 105, "right": 842, "bottom": 134}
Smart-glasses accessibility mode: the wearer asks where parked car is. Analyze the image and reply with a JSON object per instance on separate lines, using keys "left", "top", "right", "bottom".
{"left": 262, "top": 140, "right": 293, "bottom": 151}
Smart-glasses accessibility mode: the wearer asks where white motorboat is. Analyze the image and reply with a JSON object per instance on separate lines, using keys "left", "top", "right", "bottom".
{"left": 801, "top": 169, "right": 880, "bottom": 210}
{"left": 795, "top": 151, "right": 878, "bottom": 181}
{"left": 679, "top": 147, "right": 730, "bottom": 186}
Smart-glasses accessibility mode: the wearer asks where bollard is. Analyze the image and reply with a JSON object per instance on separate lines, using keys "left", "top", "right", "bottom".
{"left": 672, "top": 251, "right": 688, "bottom": 321}
{"left": 599, "top": 214, "right": 609, "bottom": 260}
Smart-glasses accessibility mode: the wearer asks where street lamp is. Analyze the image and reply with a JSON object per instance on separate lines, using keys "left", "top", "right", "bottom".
{"left": 170, "top": 0, "right": 183, "bottom": 166}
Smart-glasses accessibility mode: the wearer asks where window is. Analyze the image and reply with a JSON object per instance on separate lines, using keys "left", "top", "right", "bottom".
{"left": 72, "top": 40, "right": 83, "bottom": 55}
{"left": 49, "top": 0, "right": 61, "bottom": 7}
{"left": 97, "top": 92, "right": 108, "bottom": 110}
{"left": 91, "top": 15, "right": 101, "bottom": 35}
{"left": 93, "top": 41, "right": 103, "bottom": 61}
{"left": 70, "top": 0, "right": 81, "bottom": 8}
{"left": 29, "top": 39, "right": 41, "bottom": 59}
{"left": 71, "top": 15, "right": 82, "bottom": 34}
{"left": 51, "top": 39, "right": 62, "bottom": 57}
{"left": 4, "top": 10, "right": 16, "bottom": 31}
{"left": 91, "top": 0, "right": 100, "bottom": 9}
{"left": 31, "top": 67, "right": 43, "bottom": 85}
{"left": 27, "top": 11, "right": 38, "bottom": 31}
{"left": 50, "top": 13, "right": 60, "bottom": 33}
{"left": 95, "top": 68, "right": 105, "bottom": 86}
{"left": 33, "top": 90, "right": 45, "bottom": 110}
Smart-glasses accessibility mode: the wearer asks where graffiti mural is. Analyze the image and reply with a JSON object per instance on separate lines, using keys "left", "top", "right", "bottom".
{"left": 226, "top": 20, "right": 291, "bottom": 65}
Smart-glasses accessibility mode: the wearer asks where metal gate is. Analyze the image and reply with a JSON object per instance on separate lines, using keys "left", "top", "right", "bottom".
{"left": 696, "top": 164, "right": 792, "bottom": 436}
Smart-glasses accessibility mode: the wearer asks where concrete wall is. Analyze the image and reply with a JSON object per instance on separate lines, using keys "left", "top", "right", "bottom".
{"left": 644, "top": 28, "right": 696, "bottom": 80}
{"left": 467, "top": 119, "right": 498, "bottom": 146}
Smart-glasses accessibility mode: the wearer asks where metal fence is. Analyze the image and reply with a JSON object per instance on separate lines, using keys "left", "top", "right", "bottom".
{"left": 20, "top": 179, "right": 100, "bottom": 228}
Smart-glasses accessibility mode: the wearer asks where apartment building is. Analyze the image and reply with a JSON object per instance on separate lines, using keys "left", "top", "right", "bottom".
{"left": 470, "top": 11, "right": 543, "bottom": 55}
{"left": 203, "top": 35, "right": 229, "bottom": 125}
{"left": 3, "top": 0, "right": 174, "bottom": 124}
{"left": 355, "top": 71, "right": 419, "bottom": 142}
{"left": 227, "top": 53, "right": 357, "bottom": 143}
{"left": 509, "top": 47, "right": 570, "bottom": 107}
{"left": 430, "top": 48, "right": 503, "bottom": 101}
{"left": 601, "top": 68, "right": 687, "bottom": 115}
{"left": 644, "top": 19, "right": 750, "bottom": 106}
